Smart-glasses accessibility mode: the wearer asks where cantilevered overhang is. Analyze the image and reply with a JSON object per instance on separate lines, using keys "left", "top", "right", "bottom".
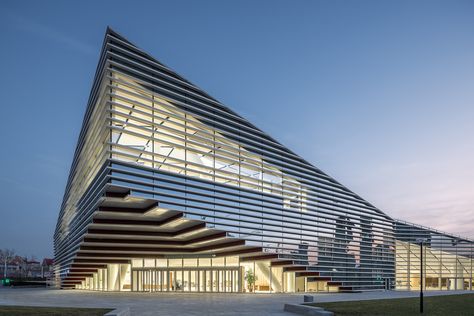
{"left": 59, "top": 185, "right": 267, "bottom": 287}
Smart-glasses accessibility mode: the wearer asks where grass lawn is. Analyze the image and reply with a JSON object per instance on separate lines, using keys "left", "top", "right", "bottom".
{"left": 307, "top": 293, "right": 474, "bottom": 316}
{"left": 0, "top": 305, "right": 112, "bottom": 316}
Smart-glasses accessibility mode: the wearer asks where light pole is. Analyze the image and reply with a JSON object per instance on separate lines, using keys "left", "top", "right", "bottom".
{"left": 1, "top": 250, "right": 7, "bottom": 279}
{"left": 416, "top": 238, "right": 428, "bottom": 314}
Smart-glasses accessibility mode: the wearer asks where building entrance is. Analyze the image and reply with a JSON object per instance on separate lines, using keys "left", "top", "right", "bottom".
{"left": 132, "top": 267, "right": 240, "bottom": 292}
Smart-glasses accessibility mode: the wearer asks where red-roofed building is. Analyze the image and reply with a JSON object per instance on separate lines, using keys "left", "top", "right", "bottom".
{"left": 1, "top": 257, "right": 54, "bottom": 279}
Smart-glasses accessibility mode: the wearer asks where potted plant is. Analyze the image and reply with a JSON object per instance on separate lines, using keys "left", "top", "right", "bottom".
{"left": 244, "top": 270, "right": 257, "bottom": 292}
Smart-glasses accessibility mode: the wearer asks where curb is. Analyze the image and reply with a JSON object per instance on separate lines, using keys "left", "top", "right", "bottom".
{"left": 104, "top": 307, "right": 130, "bottom": 316}
{"left": 284, "top": 303, "right": 334, "bottom": 316}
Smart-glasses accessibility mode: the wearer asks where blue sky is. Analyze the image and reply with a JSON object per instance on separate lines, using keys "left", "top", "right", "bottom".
{"left": 0, "top": 0, "right": 473, "bottom": 259}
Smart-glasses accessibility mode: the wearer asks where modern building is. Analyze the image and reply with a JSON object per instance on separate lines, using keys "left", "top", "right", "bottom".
{"left": 54, "top": 28, "right": 473, "bottom": 293}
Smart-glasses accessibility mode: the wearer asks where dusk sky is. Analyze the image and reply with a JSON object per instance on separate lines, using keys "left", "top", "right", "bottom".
{"left": 1, "top": 0, "right": 473, "bottom": 259}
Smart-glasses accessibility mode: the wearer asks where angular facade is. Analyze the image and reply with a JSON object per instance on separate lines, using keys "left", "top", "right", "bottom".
{"left": 54, "top": 28, "right": 471, "bottom": 293}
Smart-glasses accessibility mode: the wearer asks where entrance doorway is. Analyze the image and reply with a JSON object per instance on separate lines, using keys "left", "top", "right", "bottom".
{"left": 132, "top": 267, "right": 240, "bottom": 292}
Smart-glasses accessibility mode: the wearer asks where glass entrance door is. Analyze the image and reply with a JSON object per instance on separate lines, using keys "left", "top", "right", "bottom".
{"left": 132, "top": 267, "right": 239, "bottom": 292}
{"left": 199, "top": 270, "right": 205, "bottom": 292}
{"left": 190, "top": 270, "right": 198, "bottom": 292}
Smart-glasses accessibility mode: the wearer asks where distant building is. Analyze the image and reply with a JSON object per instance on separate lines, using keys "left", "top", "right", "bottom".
{"left": 0, "top": 257, "right": 52, "bottom": 279}
{"left": 41, "top": 258, "right": 54, "bottom": 278}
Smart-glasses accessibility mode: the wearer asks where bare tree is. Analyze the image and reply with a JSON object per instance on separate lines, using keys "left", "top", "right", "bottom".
{"left": 0, "top": 249, "right": 15, "bottom": 278}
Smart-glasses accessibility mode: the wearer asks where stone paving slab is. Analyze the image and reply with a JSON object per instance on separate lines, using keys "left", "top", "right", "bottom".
{"left": 0, "top": 288, "right": 470, "bottom": 316}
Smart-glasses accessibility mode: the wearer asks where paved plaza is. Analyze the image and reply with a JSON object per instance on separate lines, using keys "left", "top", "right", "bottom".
{"left": 0, "top": 288, "right": 470, "bottom": 316}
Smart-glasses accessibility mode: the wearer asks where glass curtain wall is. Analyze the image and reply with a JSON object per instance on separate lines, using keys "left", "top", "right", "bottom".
{"left": 395, "top": 221, "right": 473, "bottom": 291}
{"left": 76, "top": 257, "right": 325, "bottom": 293}
{"left": 130, "top": 256, "right": 240, "bottom": 293}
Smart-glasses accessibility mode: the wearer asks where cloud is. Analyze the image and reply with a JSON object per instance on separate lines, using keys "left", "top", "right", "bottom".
{"left": 3, "top": 8, "right": 95, "bottom": 56}
{"left": 363, "top": 159, "right": 474, "bottom": 239}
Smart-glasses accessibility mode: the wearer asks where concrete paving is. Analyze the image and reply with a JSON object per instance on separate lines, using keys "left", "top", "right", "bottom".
{"left": 0, "top": 287, "right": 471, "bottom": 316}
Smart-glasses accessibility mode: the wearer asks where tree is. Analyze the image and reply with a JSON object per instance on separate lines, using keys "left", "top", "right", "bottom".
{"left": 244, "top": 270, "right": 257, "bottom": 292}
{"left": 0, "top": 249, "right": 15, "bottom": 278}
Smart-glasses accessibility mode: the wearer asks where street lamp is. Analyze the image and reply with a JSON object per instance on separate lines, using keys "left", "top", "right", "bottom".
{"left": 416, "top": 238, "right": 428, "bottom": 314}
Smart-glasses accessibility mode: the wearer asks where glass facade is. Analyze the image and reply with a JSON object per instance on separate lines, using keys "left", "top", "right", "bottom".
{"left": 74, "top": 257, "right": 336, "bottom": 293}
{"left": 395, "top": 220, "right": 473, "bottom": 291}
{"left": 53, "top": 28, "right": 471, "bottom": 294}
{"left": 78, "top": 257, "right": 241, "bottom": 292}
